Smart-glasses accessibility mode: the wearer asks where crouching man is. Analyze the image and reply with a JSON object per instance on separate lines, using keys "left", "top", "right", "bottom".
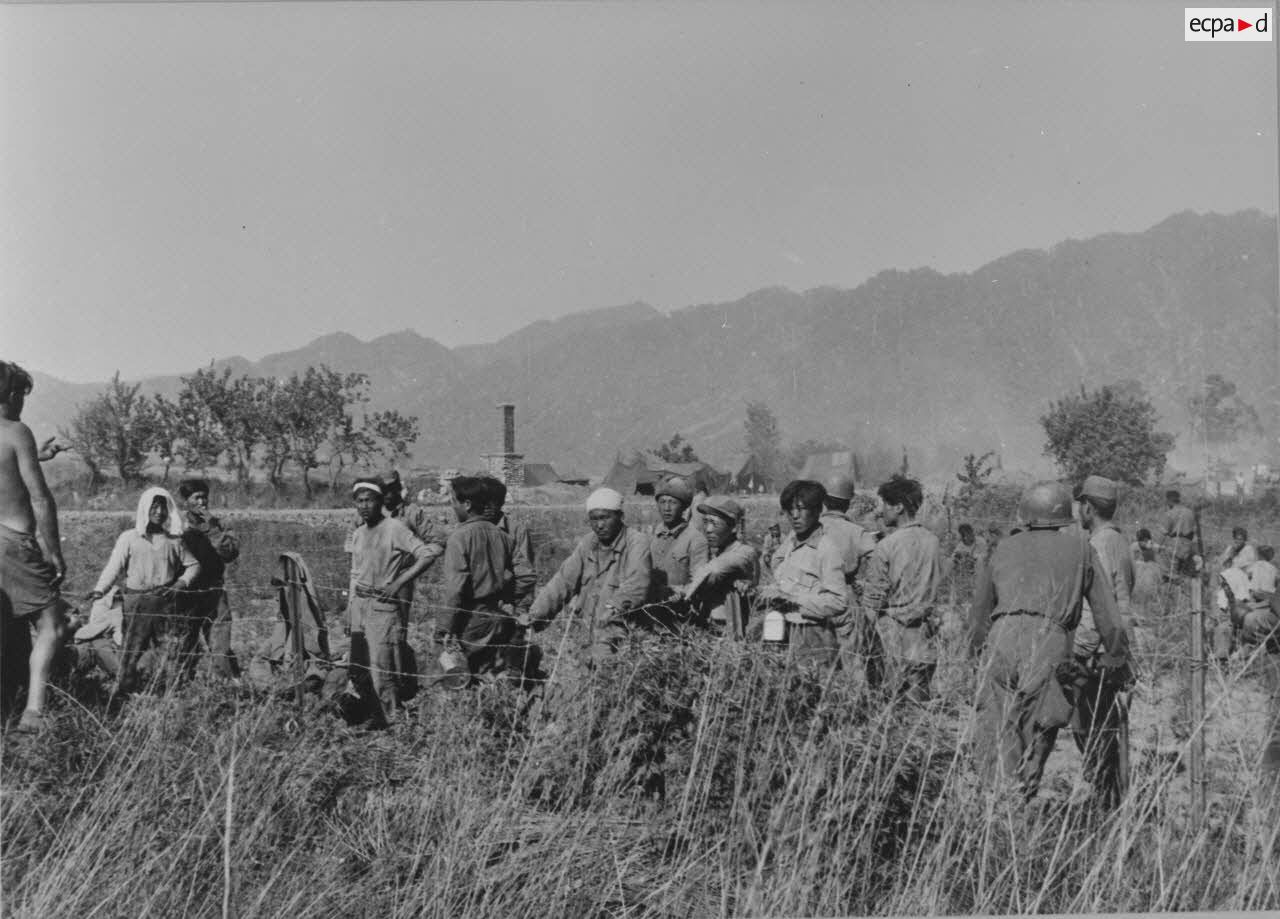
{"left": 345, "top": 477, "right": 437, "bottom": 725}
{"left": 523, "top": 487, "right": 652, "bottom": 662}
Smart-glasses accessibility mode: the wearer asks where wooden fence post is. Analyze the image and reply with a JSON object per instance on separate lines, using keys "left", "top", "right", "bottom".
{"left": 1189, "top": 576, "right": 1206, "bottom": 829}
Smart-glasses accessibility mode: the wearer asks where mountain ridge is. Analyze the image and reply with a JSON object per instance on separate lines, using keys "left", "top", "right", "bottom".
{"left": 24, "top": 209, "right": 1279, "bottom": 478}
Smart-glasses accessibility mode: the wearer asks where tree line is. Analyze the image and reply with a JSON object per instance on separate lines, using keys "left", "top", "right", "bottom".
{"left": 61, "top": 364, "right": 420, "bottom": 497}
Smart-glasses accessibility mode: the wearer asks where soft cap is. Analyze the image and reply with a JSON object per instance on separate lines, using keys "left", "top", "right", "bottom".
{"left": 586, "top": 487, "right": 625, "bottom": 512}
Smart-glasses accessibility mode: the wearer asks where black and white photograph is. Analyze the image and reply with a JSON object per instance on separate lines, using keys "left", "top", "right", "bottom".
{"left": 1, "top": 1, "right": 1278, "bottom": 915}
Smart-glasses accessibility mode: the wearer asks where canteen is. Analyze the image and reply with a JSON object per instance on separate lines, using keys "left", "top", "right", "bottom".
{"left": 762, "top": 609, "right": 788, "bottom": 644}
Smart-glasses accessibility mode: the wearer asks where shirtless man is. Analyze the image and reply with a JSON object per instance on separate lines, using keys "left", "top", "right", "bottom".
{"left": 0, "top": 361, "right": 67, "bottom": 732}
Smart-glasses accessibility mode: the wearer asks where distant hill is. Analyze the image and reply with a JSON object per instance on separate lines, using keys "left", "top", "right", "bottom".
{"left": 26, "top": 209, "right": 1279, "bottom": 480}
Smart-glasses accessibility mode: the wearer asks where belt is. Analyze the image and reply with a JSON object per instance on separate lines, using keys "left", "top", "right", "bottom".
{"left": 989, "top": 609, "right": 1041, "bottom": 622}
{"left": 990, "top": 609, "right": 1068, "bottom": 631}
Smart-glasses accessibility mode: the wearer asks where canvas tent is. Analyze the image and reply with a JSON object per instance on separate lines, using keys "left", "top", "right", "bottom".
{"left": 521, "top": 463, "right": 562, "bottom": 487}
{"left": 733, "top": 454, "right": 776, "bottom": 494}
{"left": 602, "top": 455, "right": 729, "bottom": 496}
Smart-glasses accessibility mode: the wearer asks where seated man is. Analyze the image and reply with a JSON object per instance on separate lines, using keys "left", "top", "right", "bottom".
{"left": 682, "top": 495, "right": 758, "bottom": 637}
{"left": 1249, "top": 545, "right": 1278, "bottom": 612}
{"left": 1130, "top": 528, "right": 1157, "bottom": 565}
{"left": 524, "top": 488, "right": 652, "bottom": 662}
{"left": 89, "top": 488, "right": 201, "bottom": 695}
{"left": 1218, "top": 527, "right": 1258, "bottom": 572}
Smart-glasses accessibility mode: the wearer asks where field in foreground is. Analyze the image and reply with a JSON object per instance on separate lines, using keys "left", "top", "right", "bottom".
{"left": 2, "top": 507, "right": 1279, "bottom": 917}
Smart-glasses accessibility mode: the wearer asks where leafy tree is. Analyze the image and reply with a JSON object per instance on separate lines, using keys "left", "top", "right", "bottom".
{"left": 149, "top": 394, "right": 184, "bottom": 484}
{"left": 654, "top": 433, "right": 699, "bottom": 464}
{"left": 174, "top": 372, "right": 225, "bottom": 472}
{"left": 60, "top": 372, "right": 158, "bottom": 485}
{"left": 367, "top": 409, "right": 421, "bottom": 464}
{"left": 1040, "top": 384, "right": 1174, "bottom": 485}
{"left": 327, "top": 413, "right": 377, "bottom": 492}
{"left": 1186, "top": 373, "right": 1260, "bottom": 446}
{"left": 179, "top": 366, "right": 262, "bottom": 483}
{"left": 274, "top": 367, "right": 370, "bottom": 498}
{"left": 955, "top": 450, "right": 997, "bottom": 509}
{"left": 744, "top": 401, "right": 785, "bottom": 485}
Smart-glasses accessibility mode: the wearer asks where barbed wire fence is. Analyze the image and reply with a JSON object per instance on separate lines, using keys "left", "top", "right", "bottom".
{"left": 54, "top": 501, "right": 1278, "bottom": 810}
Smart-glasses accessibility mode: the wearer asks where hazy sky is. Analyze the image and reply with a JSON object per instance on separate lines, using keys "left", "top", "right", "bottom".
{"left": 2, "top": 0, "right": 1276, "bottom": 382}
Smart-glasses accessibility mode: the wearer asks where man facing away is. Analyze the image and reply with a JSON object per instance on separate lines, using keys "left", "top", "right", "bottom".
{"left": 176, "top": 478, "right": 240, "bottom": 679}
{"left": 970, "top": 481, "right": 1130, "bottom": 801}
{"left": 1071, "top": 475, "right": 1136, "bottom": 809}
{"left": 757, "top": 480, "right": 846, "bottom": 669}
{"left": 345, "top": 477, "right": 438, "bottom": 725}
{"left": 523, "top": 487, "right": 653, "bottom": 662}
{"left": 0, "top": 361, "right": 67, "bottom": 731}
{"left": 1160, "top": 489, "right": 1199, "bottom": 579}
{"left": 437, "top": 476, "right": 518, "bottom": 679}
{"left": 481, "top": 476, "right": 537, "bottom": 618}
{"left": 860, "top": 475, "right": 943, "bottom": 702}
{"left": 90, "top": 487, "right": 202, "bottom": 696}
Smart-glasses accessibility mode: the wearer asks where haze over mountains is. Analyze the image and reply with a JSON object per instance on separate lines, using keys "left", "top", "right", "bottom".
{"left": 25, "top": 210, "right": 1279, "bottom": 479}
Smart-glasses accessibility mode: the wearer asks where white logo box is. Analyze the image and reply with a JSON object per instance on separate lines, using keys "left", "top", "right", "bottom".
{"left": 1185, "top": 8, "right": 1273, "bottom": 39}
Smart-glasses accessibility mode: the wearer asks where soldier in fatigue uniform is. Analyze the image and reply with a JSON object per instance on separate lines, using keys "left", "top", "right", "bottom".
{"left": 1160, "top": 489, "right": 1199, "bottom": 579}
{"left": 970, "top": 481, "right": 1131, "bottom": 801}
{"left": 1070, "top": 475, "right": 1136, "bottom": 809}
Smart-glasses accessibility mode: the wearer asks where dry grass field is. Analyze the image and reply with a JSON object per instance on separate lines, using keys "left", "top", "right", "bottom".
{"left": 2, "top": 499, "right": 1278, "bottom": 917}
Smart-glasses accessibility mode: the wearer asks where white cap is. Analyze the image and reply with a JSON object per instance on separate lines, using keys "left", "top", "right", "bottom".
{"left": 586, "top": 487, "right": 625, "bottom": 512}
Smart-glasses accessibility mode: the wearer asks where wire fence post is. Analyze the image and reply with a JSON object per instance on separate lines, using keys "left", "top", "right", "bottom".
{"left": 289, "top": 563, "right": 306, "bottom": 711}
{"left": 1189, "top": 576, "right": 1206, "bottom": 829}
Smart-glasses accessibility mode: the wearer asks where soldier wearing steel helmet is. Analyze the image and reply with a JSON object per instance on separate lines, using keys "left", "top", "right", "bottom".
{"left": 969, "top": 481, "right": 1131, "bottom": 801}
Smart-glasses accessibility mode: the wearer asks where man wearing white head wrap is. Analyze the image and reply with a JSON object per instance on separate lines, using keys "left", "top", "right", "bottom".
{"left": 525, "top": 487, "right": 654, "bottom": 661}
{"left": 89, "top": 487, "right": 201, "bottom": 694}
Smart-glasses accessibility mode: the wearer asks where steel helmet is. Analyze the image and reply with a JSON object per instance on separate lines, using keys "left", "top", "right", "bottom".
{"left": 1018, "top": 481, "right": 1074, "bottom": 528}
{"left": 823, "top": 473, "right": 856, "bottom": 502}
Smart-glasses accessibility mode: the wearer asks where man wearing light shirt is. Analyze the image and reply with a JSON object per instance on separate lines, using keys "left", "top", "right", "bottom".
{"left": 757, "top": 480, "right": 846, "bottom": 669}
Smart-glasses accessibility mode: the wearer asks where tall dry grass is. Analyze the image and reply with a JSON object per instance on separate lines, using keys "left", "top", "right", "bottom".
{"left": 6, "top": 504, "right": 1279, "bottom": 917}
{"left": 3, "top": 618, "right": 1278, "bottom": 918}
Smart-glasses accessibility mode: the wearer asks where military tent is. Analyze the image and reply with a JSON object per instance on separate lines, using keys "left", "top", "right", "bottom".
{"left": 521, "top": 463, "right": 562, "bottom": 487}
{"left": 732, "top": 454, "right": 777, "bottom": 494}
{"left": 602, "top": 455, "right": 729, "bottom": 496}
